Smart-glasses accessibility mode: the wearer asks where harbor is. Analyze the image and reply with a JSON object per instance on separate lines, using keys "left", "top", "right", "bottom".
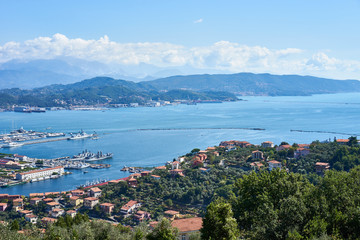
{"left": 1, "top": 129, "right": 99, "bottom": 148}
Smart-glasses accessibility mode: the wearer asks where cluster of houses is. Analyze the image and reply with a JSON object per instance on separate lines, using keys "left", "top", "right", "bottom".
{"left": 216, "top": 139, "right": 336, "bottom": 174}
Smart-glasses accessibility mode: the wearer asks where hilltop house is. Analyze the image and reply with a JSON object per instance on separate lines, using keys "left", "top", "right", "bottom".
{"left": 100, "top": 203, "right": 115, "bottom": 215}
{"left": 84, "top": 197, "right": 99, "bottom": 209}
{"left": 268, "top": 160, "right": 281, "bottom": 171}
{"left": 120, "top": 200, "right": 141, "bottom": 215}
{"left": 89, "top": 187, "right": 102, "bottom": 198}
{"left": 261, "top": 141, "right": 274, "bottom": 148}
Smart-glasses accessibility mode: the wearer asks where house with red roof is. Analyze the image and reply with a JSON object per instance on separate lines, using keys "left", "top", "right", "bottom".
{"left": 51, "top": 208, "right": 65, "bottom": 218}
{"left": 295, "top": 148, "right": 310, "bottom": 158}
{"left": 46, "top": 202, "right": 60, "bottom": 211}
{"left": 84, "top": 197, "right": 99, "bottom": 209}
{"left": 100, "top": 203, "right": 115, "bottom": 215}
{"left": 127, "top": 177, "right": 138, "bottom": 187}
{"left": 69, "top": 196, "right": 83, "bottom": 206}
{"left": 276, "top": 145, "right": 292, "bottom": 151}
{"left": 252, "top": 150, "right": 264, "bottom": 160}
{"left": 120, "top": 200, "right": 141, "bottom": 215}
{"left": 66, "top": 210, "right": 77, "bottom": 218}
{"left": 315, "top": 162, "right": 330, "bottom": 174}
{"left": 134, "top": 210, "right": 151, "bottom": 222}
{"left": 25, "top": 214, "right": 38, "bottom": 224}
{"left": 250, "top": 162, "right": 264, "bottom": 171}
{"left": 336, "top": 139, "right": 349, "bottom": 145}
{"left": 170, "top": 169, "right": 185, "bottom": 177}
{"left": 261, "top": 141, "right": 274, "bottom": 148}
{"left": 268, "top": 160, "right": 282, "bottom": 171}
{"left": 89, "top": 187, "right": 102, "bottom": 198}
{"left": 30, "top": 198, "right": 42, "bottom": 205}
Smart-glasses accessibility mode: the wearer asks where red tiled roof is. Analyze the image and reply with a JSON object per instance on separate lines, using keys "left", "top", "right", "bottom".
{"left": 268, "top": 160, "right": 281, "bottom": 164}
{"left": 164, "top": 210, "right": 179, "bottom": 215}
{"left": 155, "top": 166, "right": 167, "bottom": 170}
{"left": 19, "top": 166, "right": 63, "bottom": 175}
{"left": 100, "top": 203, "right": 114, "bottom": 207}
{"left": 121, "top": 200, "right": 137, "bottom": 211}
{"left": 84, "top": 197, "right": 98, "bottom": 201}
{"left": 171, "top": 217, "right": 203, "bottom": 232}
{"left": 90, "top": 187, "right": 102, "bottom": 193}
{"left": 46, "top": 202, "right": 59, "bottom": 206}
{"left": 315, "top": 162, "right": 330, "bottom": 166}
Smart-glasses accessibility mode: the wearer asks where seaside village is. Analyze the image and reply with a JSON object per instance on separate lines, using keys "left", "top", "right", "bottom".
{"left": 0, "top": 138, "right": 351, "bottom": 239}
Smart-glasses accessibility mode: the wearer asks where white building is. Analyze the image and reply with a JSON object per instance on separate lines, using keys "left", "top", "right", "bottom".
{"left": 16, "top": 166, "right": 64, "bottom": 181}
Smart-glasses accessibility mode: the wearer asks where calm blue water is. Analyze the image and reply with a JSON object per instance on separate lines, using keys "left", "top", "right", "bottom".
{"left": 1, "top": 93, "right": 360, "bottom": 195}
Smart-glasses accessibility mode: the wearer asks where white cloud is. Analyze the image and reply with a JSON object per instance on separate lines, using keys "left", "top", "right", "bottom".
{"left": 194, "top": 18, "right": 203, "bottom": 24}
{"left": 0, "top": 34, "right": 360, "bottom": 79}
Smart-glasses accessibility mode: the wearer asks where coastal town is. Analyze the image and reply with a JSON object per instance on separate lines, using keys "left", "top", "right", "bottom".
{"left": 0, "top": 136, "right": 357, "bottom": 239}
{"left": 0, "top": 98, "right": 231, "bottom": 113}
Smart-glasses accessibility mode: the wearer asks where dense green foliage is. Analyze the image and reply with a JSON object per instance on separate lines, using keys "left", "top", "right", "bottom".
{"left": 227, "top": 167, "right": 360, "bottom": 239}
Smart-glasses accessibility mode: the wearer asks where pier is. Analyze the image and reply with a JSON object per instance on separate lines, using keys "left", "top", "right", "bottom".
{"left": 20, "top": 137, "right": 69, "bottom": 146}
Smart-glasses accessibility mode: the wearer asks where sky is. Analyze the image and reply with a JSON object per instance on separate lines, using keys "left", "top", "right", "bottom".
{"left": 0, "top": 0, "right": 360, "bottom": 79}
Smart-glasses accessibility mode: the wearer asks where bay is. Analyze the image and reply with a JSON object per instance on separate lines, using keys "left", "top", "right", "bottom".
{"left": 0, "top": 92, "right": 360, "bottom": 195}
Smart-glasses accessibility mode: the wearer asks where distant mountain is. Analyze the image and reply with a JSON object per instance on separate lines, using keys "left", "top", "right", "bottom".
{"left": 145, "top": 73, "right": 360, "bottom": 96}
{"left": 0, "top": 58, "right": 230, "bottom": 89}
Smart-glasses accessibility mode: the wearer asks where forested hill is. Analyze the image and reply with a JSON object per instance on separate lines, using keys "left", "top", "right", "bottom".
{"left": 0, "top": 77, "right": 237, "bottom": 107}
{"left": 144, "top": 72, "right": 360, "bottom": 96}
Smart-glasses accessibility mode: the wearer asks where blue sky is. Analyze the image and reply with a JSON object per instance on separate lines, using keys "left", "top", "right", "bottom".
{"left": 1, "top": 0, "right": 360, "bottom": 79}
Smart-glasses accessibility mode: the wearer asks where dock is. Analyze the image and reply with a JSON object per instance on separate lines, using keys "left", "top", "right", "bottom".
{"left": 20, "top": 137, "right": 69, "bottom": 146}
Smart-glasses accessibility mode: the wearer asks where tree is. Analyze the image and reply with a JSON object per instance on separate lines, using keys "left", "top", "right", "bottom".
{"left": 9, "top": 219, "right": 20, "bottom": 231}
{"left": 348, "top": 136, "right": 358, "bottom": 147}
{"left": 201, "top": 197, "right": 239, "bottom": 240}
{"left": 146, "top": 218, "right": 178, "bottom": 240}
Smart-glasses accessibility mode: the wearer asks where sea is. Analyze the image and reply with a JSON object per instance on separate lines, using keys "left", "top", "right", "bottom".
{"left": 0, "top": 92, "right": 360, "bottom": 195}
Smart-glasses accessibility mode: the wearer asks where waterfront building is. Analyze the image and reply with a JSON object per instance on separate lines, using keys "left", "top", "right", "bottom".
{"left": 16, "top": 166, "right": 64, "bottom": 181}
